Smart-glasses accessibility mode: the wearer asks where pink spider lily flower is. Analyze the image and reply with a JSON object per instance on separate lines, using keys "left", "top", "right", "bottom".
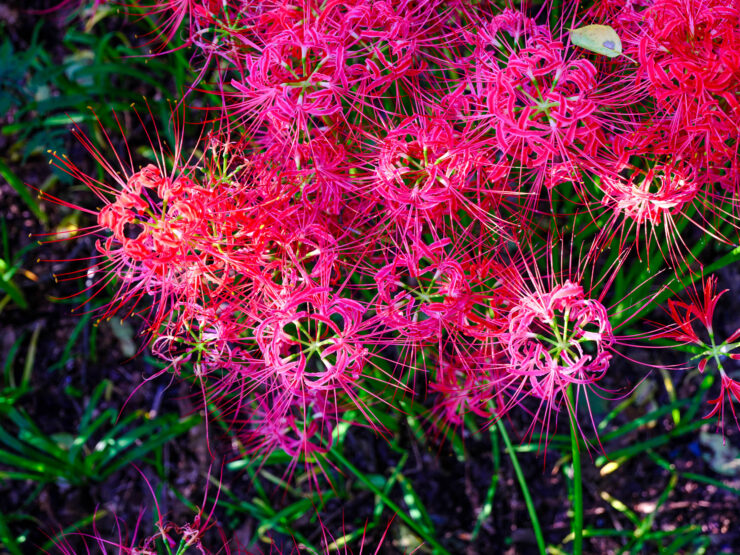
{"left": 504, "top": 280, "right": 615, "bottom": 408}
{"left": 254, "top": 288, "right": 368, "bottom": 399}
{"left": 573, "top": 122, "right": 738, "bottom": 274}
{"left": 489, "top": 241, "right": 664, "bottom": 448}
{"left": 364, "top": 116, "right": 505, "bottom": 238}
{"left": 373, "top": 245, "right": 472, "bottom": 341}
{"left": 428, "top": 351, "right": 500, "bottom": 435}
{"left": 463, "top": 8, "right": 615, "bottom": 192}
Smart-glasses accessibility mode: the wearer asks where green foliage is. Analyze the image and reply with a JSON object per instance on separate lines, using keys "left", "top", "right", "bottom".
{"left": 0, "top": 379, "right": 200, "bottom": 486}
{"left": 0, "top": 220, "right": 37, "bottom": 312}
{"left": 1, "top": 20, "right": 193, "bottom": 184}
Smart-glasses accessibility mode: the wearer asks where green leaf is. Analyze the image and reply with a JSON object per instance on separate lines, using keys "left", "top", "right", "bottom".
{"left": 0, "top": 158, "right": 47, "bottom": 224}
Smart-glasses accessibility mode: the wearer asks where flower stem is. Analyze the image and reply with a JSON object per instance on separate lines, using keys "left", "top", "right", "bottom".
{"left": 568, "top": 385, "right": 584, "bottom": 555}
{"left": 496, "top": 419, "right": 547, "bottom": 555}
{"left": 327, "top": 447, "right": 452, "bottom": 555}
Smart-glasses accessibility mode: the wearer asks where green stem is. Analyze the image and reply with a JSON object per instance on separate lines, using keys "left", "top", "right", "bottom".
{"left": 327, "top": 448, "right": 452, "bottom": 555}
{"left": 568, "top": 386, "right": 584, "bottom": 555}
{"left": 496, "top": 419, "right": 547, "bottom": 555}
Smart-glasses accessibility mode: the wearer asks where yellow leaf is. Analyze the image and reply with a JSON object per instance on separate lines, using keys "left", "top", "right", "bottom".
{"left": 570, "top": 25, "right": 623, "bottom": 58}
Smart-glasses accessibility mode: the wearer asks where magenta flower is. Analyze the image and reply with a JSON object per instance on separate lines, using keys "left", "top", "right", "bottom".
{"left": 254, "top": 287, "right": 368, "bottom": 398}
{"left": 465, "top": 9, "right": 609, "bottom": 190}
{"left": 505, "top": 280, "right": 615, "bottom": 403}
{"left": 599, "top": 160, "right": 699, "bottom": 227}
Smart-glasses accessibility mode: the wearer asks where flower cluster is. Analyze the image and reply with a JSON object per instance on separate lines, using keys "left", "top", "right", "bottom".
{"left": 46, "top": 0, "right": 740, "bottom": 507}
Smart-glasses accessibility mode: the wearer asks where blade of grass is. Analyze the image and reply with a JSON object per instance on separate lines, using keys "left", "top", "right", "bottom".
{"left": 568, "top": 386, "right": 583, "bottom": 555}
{"left": 327, "top": 446, "right": 452, "bottom": 555}
{"left": 496, "top": 418, "right": 547, "bottom": 555}
{"left": 0, "top": 159, "right": 47, "bottom": 224}
{"left": 647, "top": 450, "right": 740, "bottom": 496}
{"left": 397, "top": 473, "right": 435, "bottom": 535}
{"left": 0, "top": 511, "right": 23, "bottom": 555}
{"left": 471, "top": 423, "right": 500, "bottom": 541}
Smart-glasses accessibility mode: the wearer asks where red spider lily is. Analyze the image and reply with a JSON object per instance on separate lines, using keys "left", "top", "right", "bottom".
{"left": 659, "top": 276, "right": 740, "bottom": 350}
{"left": 658, "top": 276, "right": 736, "bottom": 347}
{"left": 599, "top": 160, "right": 699, "bottom": 228}
{"left": 363, "top": 233, "right": 507, "bottom": 390}
{"left": 461, "top": 8, "right": 613, "bottom": 193}
{"left": 486, "top": 240, "right": 665, "bottom": 449}
{"left": 47, "top": 468, "right": 239, "bottom": 555}
{"left": 40, "top": 107, "right": 214, "bottom": 334}
{"left": 428, "top": 350, "right": 501, "bottom": 434}
{"left": 705, "top": 373, "right": 740, "bottom": 436}
{"left": 656, "top": 275, "right": 740, "bottom": 432}
{"left": 129, "top": 0, "right": 222, "bottom": 52}
{"left": 591, "top": 143, "right": 704, "bottom": 269}
{"left": 610, "top": 0, "right": 740, "bottom": 190}
{"left": 202, "top": 0, "right": 451, "bottom": 142}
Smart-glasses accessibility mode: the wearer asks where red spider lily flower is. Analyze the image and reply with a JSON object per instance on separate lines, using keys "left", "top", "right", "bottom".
{"left": 620, "top": 0, "right": 740, "bottom": 189}
{"left": 705, "top": 373, "right": 740, "bottom": 435}
{"left": 40, "top": 108, "right": 217, "bottom": 333}
{"left": 504, "top": 280, "right": 615, "bottom": 407}
{"left": 487, "top": 240, "right": 663, "bottom": 448}
{"left": 659, "top": 275, "right": 729, "bottom": 345}
{"left": 594, "top": 151, "right": 703, "bottom": 268}
{"left": 655, "top": 275, "right": 740, "bottom": 433}
{"left": 129, "top": 0, "right": 222, "bottom": 52}
{"left": 464, "top": 9, "right": 612, "bottom": 191}
{"left": 685, "top": 275, "right": 728, "bottom": 333}
{"left": 429, "top": 351, "right": 498, "bottom": 431}
{"left": 48, "top": 468, "right": 242, "bottom": 554}
{"left": 599, "top": 160, "right": 699, "bottom": 228}
{"left": 189, "top": 0, "right": 458, "bottom": 143}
